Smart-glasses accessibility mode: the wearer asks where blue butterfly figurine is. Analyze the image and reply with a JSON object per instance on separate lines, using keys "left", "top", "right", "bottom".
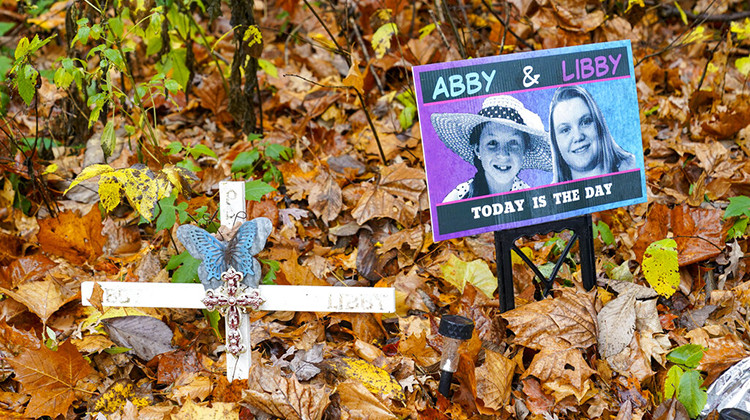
{"left": 175, "top": 217, "right": 272, "bottom": 290}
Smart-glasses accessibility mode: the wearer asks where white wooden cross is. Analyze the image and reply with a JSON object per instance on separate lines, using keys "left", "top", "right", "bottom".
{"left": 81, "top": 181, "right": 395, "bottom": 380}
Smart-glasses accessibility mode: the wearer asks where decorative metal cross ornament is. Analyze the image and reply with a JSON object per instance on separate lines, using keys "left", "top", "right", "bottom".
{"left": 201, "top": 267, "right": 263, "bottom": 356}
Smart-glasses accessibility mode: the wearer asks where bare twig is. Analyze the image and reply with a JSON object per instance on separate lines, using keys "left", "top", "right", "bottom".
{"left": 285, "top": 74, "right": 387, "bottom": 164}
{"left": 661, "top": 4, "right": 750, "bottom": 22}
{"left": 301, "top": 0, "right": 351, "bottom": 66}
{"left": 441, "top": 1, "right": 467, "bottom": 58}
{"left": 480, "top": 0, "right": 534, "bottom": 51}
{"left": 428, "top": 9, "right": 452, "bottom": 52}
{"left": 349, "top": 18, "right": 385, "bottom": 95}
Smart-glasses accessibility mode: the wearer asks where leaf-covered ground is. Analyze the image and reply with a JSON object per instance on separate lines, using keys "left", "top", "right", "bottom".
{"left": 1, "top": 0, "right": 750, "bottom": 419}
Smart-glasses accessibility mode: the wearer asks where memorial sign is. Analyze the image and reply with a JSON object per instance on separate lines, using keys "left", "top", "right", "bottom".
{"left": 413, "top": 40, "right": 646, "bottom": 241}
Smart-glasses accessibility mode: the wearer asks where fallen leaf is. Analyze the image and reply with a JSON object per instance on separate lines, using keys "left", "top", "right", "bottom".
{"left": 169, "top": 372, "right": 212, "bottom": 403}
{"left": 652, "top": 397, "right": 690, "bottom": 420}
{"left": 698, "top": 334, "right": 750, "bottom": 385}
{"left": 0, "top": 255, "right": 56, "bottom": 289}
{"left": 308, "top": 168, "right": 342, "bottom": 223}
{"left": 37, "top": 206, "right": 106, "bottom": 265}
{"left": 475, "top": 349, "right": 515, "bottom": 411}
{"left": 597, "top": 291, "right": 636, "bottom": 359}
{"left": 0, "top": 320, "right": 41, "bottom": 357}
{"left": 523, "top": 347, "right": 596, "bottom": 402}
{"left": 397, "top": 331, "right": 439, "bottom": 366}
{"left": 243, "top": 362, "right": 330, "bottom": 420}
{"left": 7, "top": 340, "right": 95, "bottom": 418}
{"left": 440, "top": 254, "right": 497, "bottom": 299}
{"left": 2, "top": 277, "right": 77, "bottom": 323}
{"left": 89, "top": 281, "right": 105, "bottom": 314}
{"left": 326, "top": 357, "right": 405, "bottom": 402}
{"left": 336, "top": 378, "right": 397, "bottom": 420}
{"left": 172, "top": 399, "right": 239, "bottom": 420}
{"left": 521, "top": 377, "right": 555, "bottom": 415}
{"left": 502, "top": 290, "right": 597, "bottom": 350}
{"left": 102, "top": 316, "right": 175, "bottom": 361}
{"left": 642, "top": 239, "right": 680, "bottom": 298}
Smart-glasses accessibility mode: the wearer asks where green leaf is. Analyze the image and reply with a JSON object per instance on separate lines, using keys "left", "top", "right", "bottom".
{"left": 676, "top": 370, "right": 707, "bottom": 417}
{"left": 399, "top": 106, "right": 416, "bottom": 130}
{"left": 202, "top": 309, "right": 222, "bottom": 339}
{"left": 260, "top": 259, "right": 280, "bottom": 285}
{"left": 187, "top": 144, "right": 217, "bottom": 159}
{"left": 16, "top": 65, "right": 37, "bottom": 106}
{"left": 15, "top": 36, "right": 29, "bottom": 60}
{"left": 164, "top": 79, "right": 181, "bottom": 93}
{"left": 245, "top": 180, "right": 276, "bottom": 202}
{"left": 724, "top": 196, "right": 750, "bottom": 218}
{"left": 155, "top": 195, "right": 178, "bottom": 233}
{"left": 667, "top": 344, "right": 704, "bottom": 368}
{"left": 642, "top": 238, "right": 680, "bottom": 298}
{"left": 104, "top": 346, "right": 132, "bottom": 355}
{"left": 231, "top": 150, "right": 260, "bottom": 173}
{"left": 265, "top": 144, "right": 293, "bottom": 161}
{"left": 727, "top": 217, "right": 748, "bottom": 239}
{"left": 596, "top": 220, "right": 615, "bottom": 246}
{"left": 664, "top": 365, "right": 683, "bottom": 399}
{"left": 108, "top": 16, "right": 124, "bottom": 38}
{"left": 169, "top": 49, "right": 190, "bottom": 90}
{"left": 0, "top": 22, "right": 15, "bottom": 37}
{"left": 167, "top": 251, "right": 201, "bottom": 283}
{"left": 258, "top": 58, "right": 278, "bottom": 78}
{"left": 53, "top": 67, "right": 75, "bottom": 89}
{"left": 101, "top": 120, "right": 116, "bottom": 160}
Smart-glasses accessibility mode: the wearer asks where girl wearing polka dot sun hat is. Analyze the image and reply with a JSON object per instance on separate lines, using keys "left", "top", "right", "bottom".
{"left": 430, "top": 95, "right": 552, "bottom": 202}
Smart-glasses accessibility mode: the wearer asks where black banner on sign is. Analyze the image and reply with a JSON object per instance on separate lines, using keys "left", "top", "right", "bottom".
{"left": 419, "top": 46, "right": 630, "bottom": 104}
{"left": 436, "top": 170, "right": 643, "bottom": 236}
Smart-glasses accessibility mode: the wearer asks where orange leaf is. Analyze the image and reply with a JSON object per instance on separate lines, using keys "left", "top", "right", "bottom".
{"left": 342, "top": 60, "right": 364, "bottom": 93}
{"left": 1, "top": 276, "right": 78, "bottom": 323}
{"left": 475, "top": 349, "right": 515, "bottom": 411}
{"left": 7, "top": 340, "right": 94, "bottom": 418}
{"left": 37, "top": 206, "right": 106, "bottom": 265}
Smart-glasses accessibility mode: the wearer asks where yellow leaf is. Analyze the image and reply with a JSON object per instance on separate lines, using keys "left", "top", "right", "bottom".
{"left": 91, "top": 379, "right": 151, "bottom": 415}
{"left": 43, "top": 163, "right": 58, "bottom": 175}
{"left": 673, "top": 1, "right": 688, "bottom": 25}
{"left": 119, "top": 166, "right": 165, "bottom": 221}
{"left": 371, "top": 23, "right": 398, "bottom": 59}
{"left": 330, "top": 357, "right": 405, "bottom": 402}
{"left": 683, "top": 25, "right": 709, "bottom": 44}
{"left": 64, "top": 164, "right": 114, "bottom": 194}
{"left": 642, "top": 239, "right": 680, "bottom": 298}
{"left": 625, "top": 0, "right": 645, "bottom": 13}
{"left": 441, "top": 254, "right": 497, "bottom": 299}
{"left": 243, "top": 25, "right": 262, "bottom": 47}
{"left": 98, "top": 173, "right": 122, "bottom": 213}
{"left": 736, "top": 56, "right": 750, "bottom": 76}
{"left": 511, "top": 247, "right": 534, "bottom": 265}
{"left": 730, "top": 18, "right": 750, "bottom": 40}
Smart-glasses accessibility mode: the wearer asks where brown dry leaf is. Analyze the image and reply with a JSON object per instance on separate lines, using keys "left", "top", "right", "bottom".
{"left": 37, "top": 206, "right": 106, "bottom": 265}
{"left": 0, "top": 254, "right": 57, "bottom": 289}
{"left": 378, "top": 225, "right": 424, "bottom": 267}
{"left": 701, "top": 100, "right": 750, "bottom": 139}
{"left": 606, "top": 333, "right": 655, "bottom": 383}
{"left": 502, "top": 290, "right": 598, "bottom": 350}
{"left": 243, "top": 362, "right": 330, "bottom": 420}
{"left": 653, "top": 397, "right": 690, "bottom": 420}
{"left": 698, "top": 334, "right": 750, "bottom": 385}
{"left": 523, "top": 347, "right": 596, "bottom": 402}
{"left": 172, "top": 399, "right": 238, "bottom": 420}
{"left": 378, "top": 163, "right": 426, "bottom": 203}
{"left": 475, "top": 349, "right": 515, "bottom": 411}
{"left": 521, "top": 377, "right": 555, "bottom": 415}
{"left": 89, "top": 281, "right": 105, "bottom": 313}
{"left": 280, "top": 258, "right": 329, "bottom": 286}
{"left": 397, "top": 331, "right": 439, "bottom": 366}
{"left": 0, "top": 320, "right": 41, "bottom": 357}
{"left": 7, "top": 340, "right": 95, "bottom": 418}
{"left": 70, "top": 334, "right": 115, "bottom": 354}
{"left": 308, "top": 168, "right": 342, "bottom": 223}
{"left": 2, "top": 277, "right": 78, "bottom": 323}
{"left": 634, "top": 204, "right": 726, "bottom": 266}
{"left": 168, "top": 372, "right": 212, "bottom": 403}
{"left": 336, "top": 378, "right": 397, "bottom": 420}
{"left": 351, "top": 183, "right": 419, "bottom": 228}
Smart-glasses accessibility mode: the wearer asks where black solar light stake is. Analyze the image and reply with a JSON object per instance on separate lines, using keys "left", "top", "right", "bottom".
{"left": 438, "top": 315, "right": 474, "bottom": 397}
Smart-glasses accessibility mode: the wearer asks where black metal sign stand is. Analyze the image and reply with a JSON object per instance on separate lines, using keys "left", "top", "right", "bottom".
{"left": 495, "top": 214, "right": 596, "bottom": 312}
